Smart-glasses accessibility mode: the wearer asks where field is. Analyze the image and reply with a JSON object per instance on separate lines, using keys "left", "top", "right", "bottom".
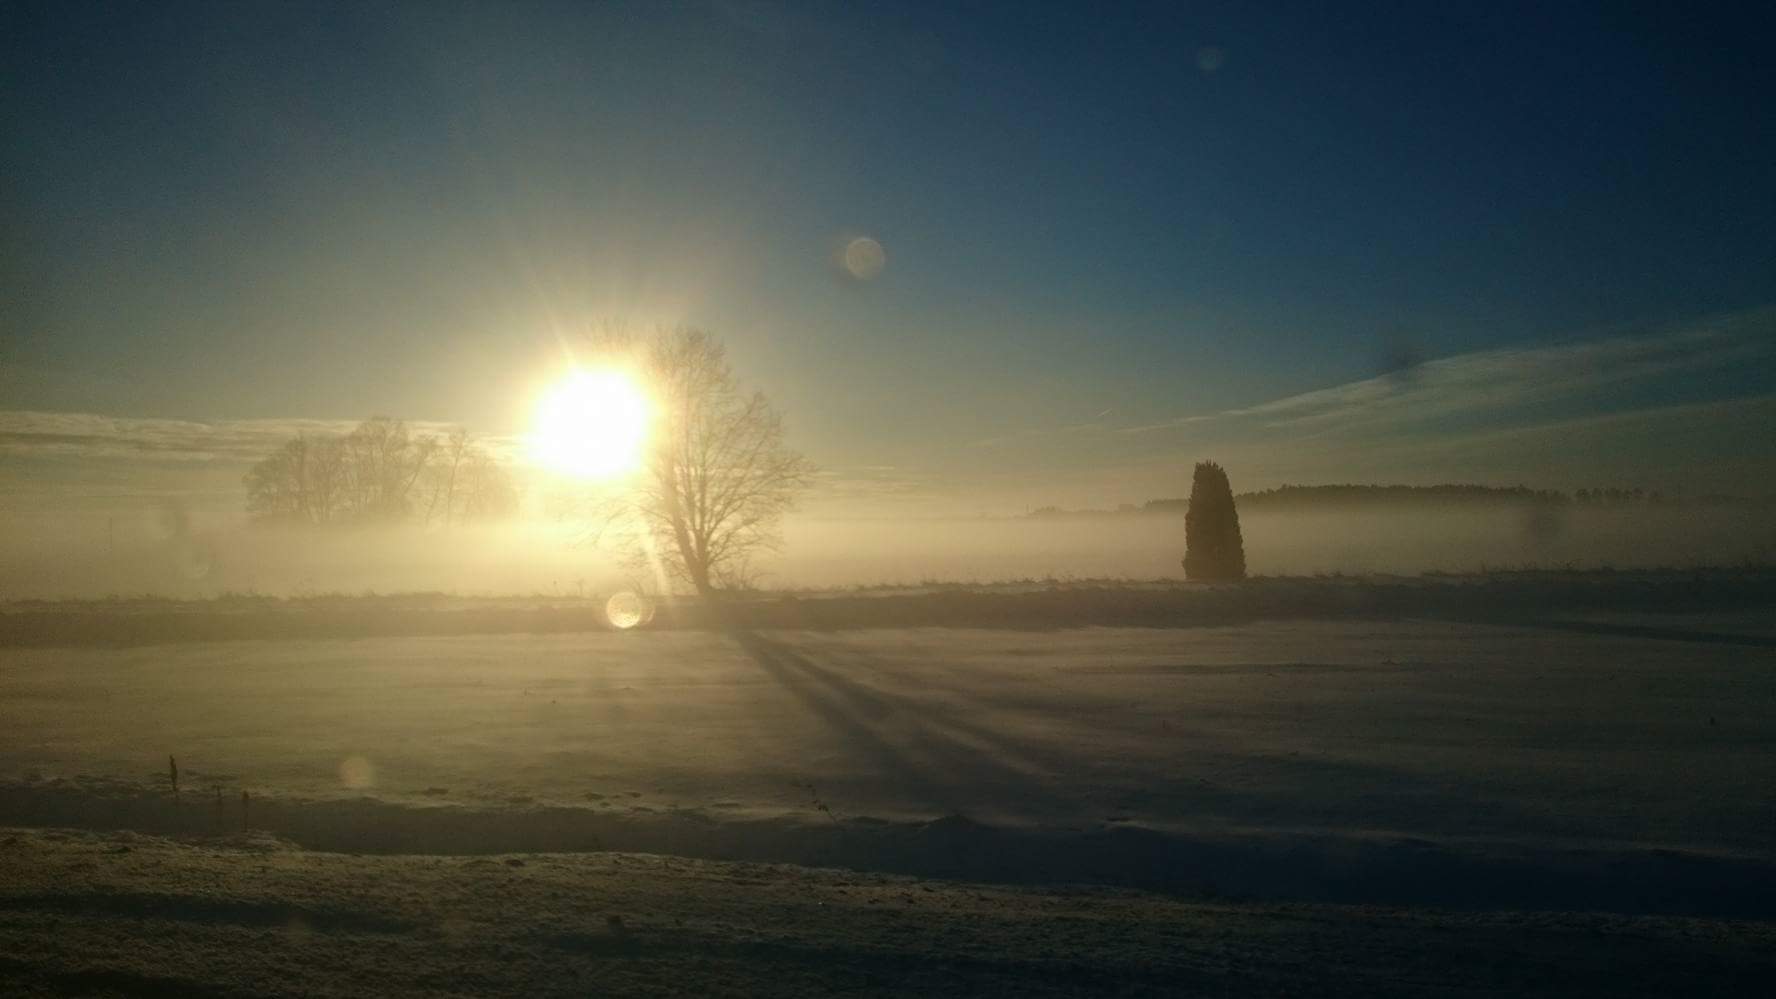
{"left": 4, "top": 578, "right": 1776, "bottom": 994}
{"left": 6, "top": 828, "right": 1775, "bottom": 998}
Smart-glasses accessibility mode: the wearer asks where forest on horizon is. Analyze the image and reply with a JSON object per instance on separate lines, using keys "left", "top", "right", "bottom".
{"left": 1027, "top": 483, "right": 1776, "bottom": 518}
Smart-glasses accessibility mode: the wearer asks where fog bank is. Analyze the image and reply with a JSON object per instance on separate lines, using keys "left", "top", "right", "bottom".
{"left": 4, "top": 504, "right": 1773, "bottom": 600}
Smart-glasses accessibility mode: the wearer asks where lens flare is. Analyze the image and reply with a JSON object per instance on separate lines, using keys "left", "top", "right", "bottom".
{"left": 605, "top": 590, "right": 653, "bottom": 630}
{"left": 842, "top": 236, "right": 886, "bottom": 280}
{"left": 338, "top": 755, "right": 376, "bottom": 789}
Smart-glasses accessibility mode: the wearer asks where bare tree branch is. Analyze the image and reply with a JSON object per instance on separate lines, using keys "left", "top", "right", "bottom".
{"left": 244, "top": 419, "right": 516, "bottom": 527}
{"left": 579, "top": 326, "right": 812, "bottom": 597}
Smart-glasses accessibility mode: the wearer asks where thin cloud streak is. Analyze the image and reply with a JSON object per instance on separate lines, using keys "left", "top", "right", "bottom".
{"left": 3, "top": 309, "right": 1774, "bottom": 515}
{"left": 0, "top": 412, "right": 518, "bottom": 464}
{"left": 1120, "top": 309, "right": 1775, "bottom": 442}
{"left": 952, "top": 308, "right": 1776, "bottom": 505}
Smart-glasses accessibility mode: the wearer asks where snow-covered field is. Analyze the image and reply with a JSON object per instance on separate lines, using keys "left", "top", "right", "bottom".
{"left": 4, "top": 614, "right": 1774, "bottom": 909}
{"left": 5, "top": 826, "right": 1774, "bottom": 998}
{"left": 5, "top": 609, "right": 1776, "bottom": 993}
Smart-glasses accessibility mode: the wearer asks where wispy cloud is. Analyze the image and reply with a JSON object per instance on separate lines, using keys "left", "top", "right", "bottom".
{"left": 805, "top": 464, "right": 950, "bottom": 511}
{"left": 1126, "top": 309, "right": 1775, "bottom": 443}
{"left": 949, "top": 307, "right": 1776, "bottom": 504}
{"left": 3, "top": 309, "right": 1773, "bottom": 517}
{"left": 0, "top": 412, "right": 517, "bottom": 465}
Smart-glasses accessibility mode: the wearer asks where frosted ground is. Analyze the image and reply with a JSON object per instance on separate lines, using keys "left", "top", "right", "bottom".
{"left": 5, "top": 613, "right": 1774, "bottom": 911}
{"left": 6, "top": 826, "right": 1774, "bottom": 998}
{"left": 5, "top": 599, "right": 1776, "bottom": 994}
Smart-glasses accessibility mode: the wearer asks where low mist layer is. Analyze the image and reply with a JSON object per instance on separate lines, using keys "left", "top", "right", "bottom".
{"left": 4, "top": 503, "right": 1773, "bottom": 600}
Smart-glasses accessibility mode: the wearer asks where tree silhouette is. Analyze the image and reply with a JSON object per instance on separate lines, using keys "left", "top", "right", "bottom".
{"left": 421, "top": 427, "right": 519, "bottom": 527}
{"left": 587, "top": 326, "right": 812, "bottom": 597}
{"left": 338, "top": 417, "right": 436, "bottom": 522}
{"left": 245, "top": 418, "right": 514, "bottom": 526}
{"left": 1183, "top": 461, "right": 1246, "bottom": 581}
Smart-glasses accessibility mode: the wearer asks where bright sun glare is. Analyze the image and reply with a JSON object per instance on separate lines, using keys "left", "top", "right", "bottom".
{"left": 528, "top": 369, "right": 651, "bottom": 480}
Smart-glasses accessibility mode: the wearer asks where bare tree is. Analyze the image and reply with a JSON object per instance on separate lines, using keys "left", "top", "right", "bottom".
{"left": 589, "top": 326, "right": 812, "bottom": 597}
{"left": 455, "top": 447, "right": 519, "bottom": 522}
{"left": 421, "top": 427, "right": 518, "bottom": 527}
{"left": 423, "top": 427, "right": 472, "bottom": 527}
{"left": 244, "top": 437, "right": 310, "bottom": 524}
{"left": 307, "top": 435, "right": 345, "bottom": 523}
{"left": 245, "top": 418, "right": 514, "bottom": 527}
{"left": 245, "top": 435, "right": 340, "bottom": 526}
{"left": 340, "top": 417, "right": 435, "bottom": 522}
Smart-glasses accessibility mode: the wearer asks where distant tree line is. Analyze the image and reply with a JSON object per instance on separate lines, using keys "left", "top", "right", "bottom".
{"left": 1028, "top": 484, "right": 1765, "bottom": 518}
{"left": 1235, "top": 484, "right": 1572, "bottom": 508}
{"left": 1572, "top": 487, "right": 1666, "bottom": 505}
{"left": 1230, "top": 484, "right": 1759, "bottom": 507}
{"left": 244, "top": 417, "right": 516, "bottom": 527}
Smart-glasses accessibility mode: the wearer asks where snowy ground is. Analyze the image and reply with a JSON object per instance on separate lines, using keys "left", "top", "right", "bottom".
{"left": 4, "top": 826, "right": 1774, "bottom": 998}
{"left": 4, "top": 613, "right": 1775, "bottom": 911}
{"left": 4, "top": 606, "right": 1776, "bottom": 993}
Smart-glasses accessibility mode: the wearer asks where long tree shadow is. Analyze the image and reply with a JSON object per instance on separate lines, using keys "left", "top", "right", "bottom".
{"left": 727, "top": 630, "right": 1711, "bottom": 847}
{"left": 803, "top": 640, "right": 1109, "bottom": 774}
{"left": 728, "top": 629, "right": 1072, "bottom": 819}
{"left": 1457, "top": 615, "right": 1776, "bottom": 648}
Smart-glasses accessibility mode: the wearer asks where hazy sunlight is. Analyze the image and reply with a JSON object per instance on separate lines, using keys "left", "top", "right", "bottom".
{"left": 528, "top": 369, "right": 650, "bottom": 480}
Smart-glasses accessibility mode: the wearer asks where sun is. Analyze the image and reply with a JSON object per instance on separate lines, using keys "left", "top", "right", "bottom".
{"left": 527, "top": 369, "right": 651, "bottom": 480}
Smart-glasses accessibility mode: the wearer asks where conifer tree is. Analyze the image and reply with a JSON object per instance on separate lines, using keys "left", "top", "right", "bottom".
{"left": 1183, "top": 461, "right": 1246, "bottom": 581}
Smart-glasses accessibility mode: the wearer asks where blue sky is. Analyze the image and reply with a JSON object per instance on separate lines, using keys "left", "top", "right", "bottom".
{"left": 3, "top": 1, "right": 1774, "bottom": 510}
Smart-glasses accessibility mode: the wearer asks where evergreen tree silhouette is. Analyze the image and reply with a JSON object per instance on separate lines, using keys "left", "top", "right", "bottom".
{"left": 1184, "top": 462, "right": 1246, "bottom": 581}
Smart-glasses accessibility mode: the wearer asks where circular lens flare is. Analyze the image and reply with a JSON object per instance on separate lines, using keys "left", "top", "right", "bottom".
{"left": 605, "top": 591, "right": 653, "bottom": 630}
{"left": 338, "top": 755, "right": 376, "bottom": 789}
{"left": 842, "top": 236, "right": 886, "bottom": 280}
{"left": 529, "top": 369, "right": 650, "bottom": 480}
